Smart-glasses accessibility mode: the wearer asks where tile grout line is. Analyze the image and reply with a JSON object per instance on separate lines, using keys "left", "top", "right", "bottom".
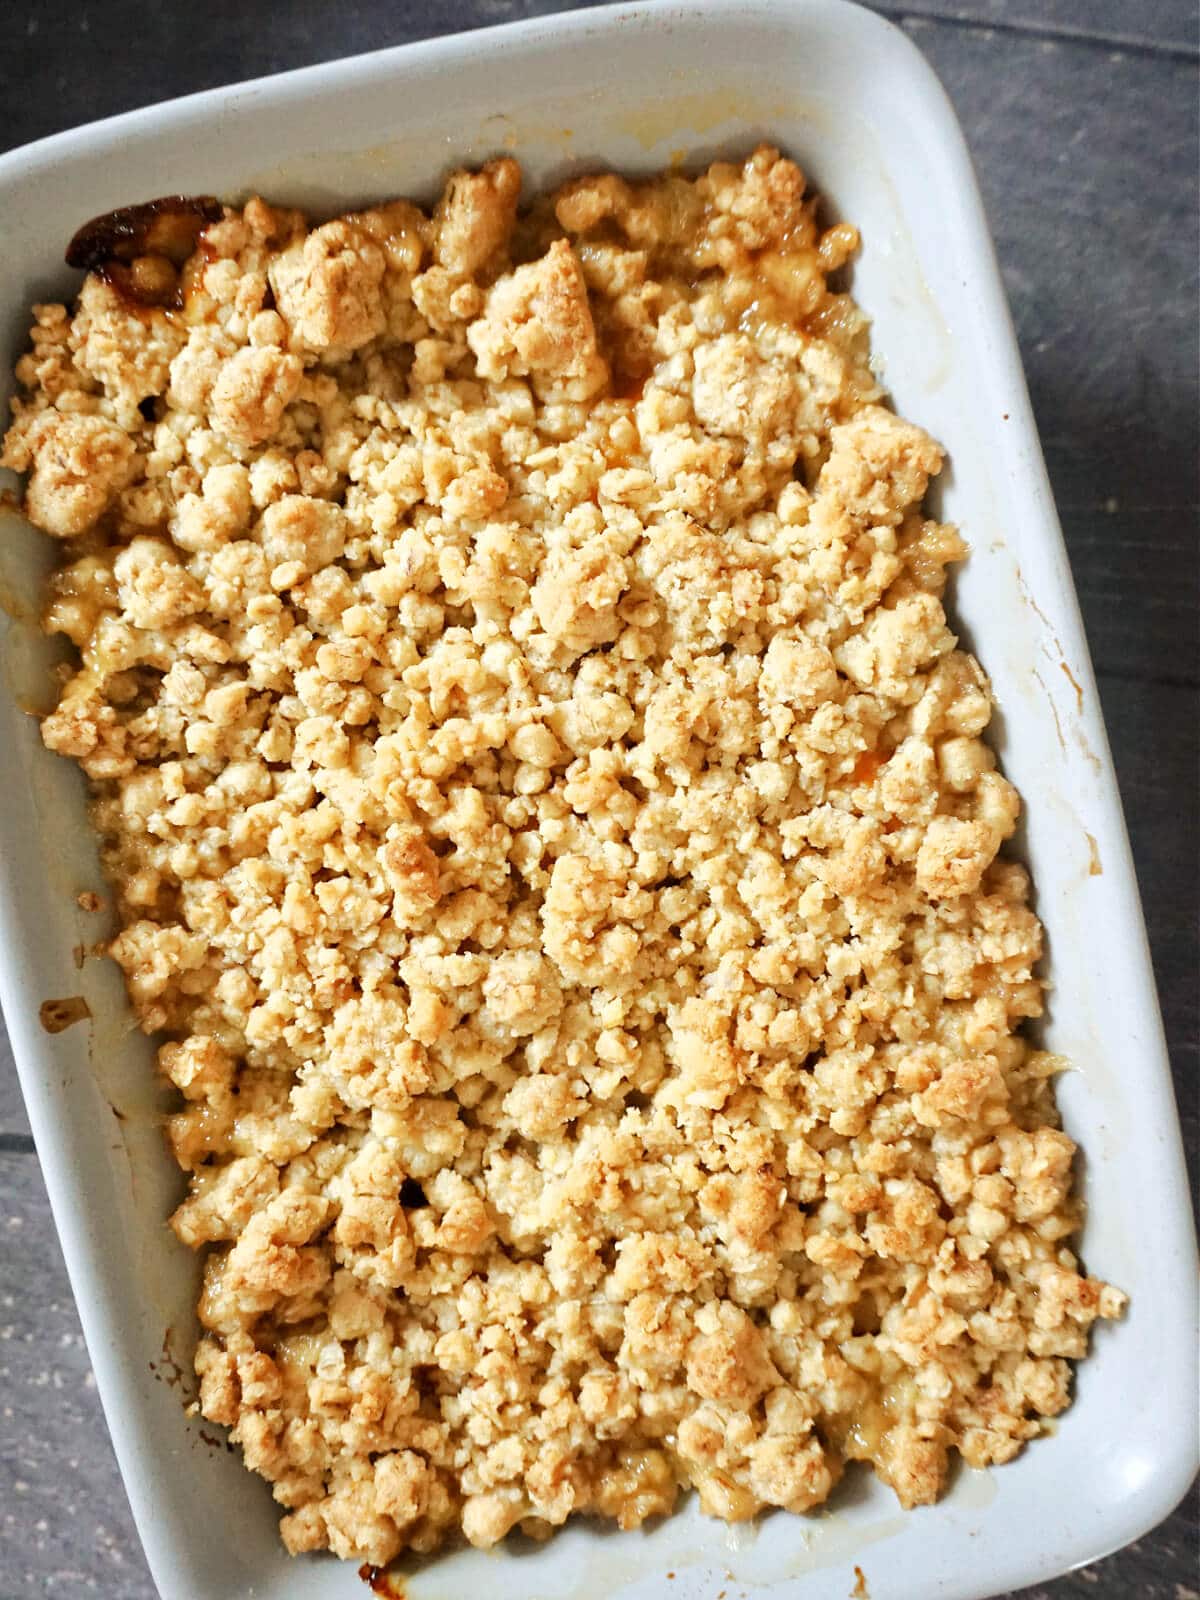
{"left": 875, "top": 5, "right": 1200, "bottom": 62}
{"left": 0, "top": 1131, "right": 36, "bottom": 1155}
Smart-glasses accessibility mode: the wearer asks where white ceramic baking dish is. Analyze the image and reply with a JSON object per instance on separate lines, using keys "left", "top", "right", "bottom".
{"left": 0, "top": 3, "right": 1194, "bottom": 1597}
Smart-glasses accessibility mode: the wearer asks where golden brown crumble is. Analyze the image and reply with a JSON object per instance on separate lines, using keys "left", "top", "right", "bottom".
{"left": 3, "top": 147, "right": 1124, "bottom": 1566}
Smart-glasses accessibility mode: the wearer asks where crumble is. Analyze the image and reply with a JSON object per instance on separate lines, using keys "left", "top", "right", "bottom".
{"left": 2, "top": 147, "right": 1125, "bottom": 1565}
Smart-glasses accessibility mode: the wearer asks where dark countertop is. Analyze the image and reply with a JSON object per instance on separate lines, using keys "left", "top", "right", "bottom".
{"left": 0, "top": 3, "right": 1195, "bottom": 1595}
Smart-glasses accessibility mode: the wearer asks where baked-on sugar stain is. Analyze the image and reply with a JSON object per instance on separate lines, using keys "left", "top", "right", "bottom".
{"left": 39, "top": 995, "right": 91, "bottom": 1033}
{"left": 149, "top": 1326, "right": 194, "bottom": 1401}
{"left": 851, "top": 1565, "right": 870, "bottom": 1599}
{"left": 1059, "top": 659, "right": 1085, "bottom": 713}
{"left": 358, "top": 1564, "right": 405, "bottom": 1596}
{"left": 197, "top": 1427, "right": 236, "bottom": 1454}
{"left": 65, "top": 195, "right": 223, "bottom": 309}
{"left": 1085, "top": 832, "right": 1104, "bottom": 877}
{"left": 65, "top": 194, "right": 223, "bottom": 271}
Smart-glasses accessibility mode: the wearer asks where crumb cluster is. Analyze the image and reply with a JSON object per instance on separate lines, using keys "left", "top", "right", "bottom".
{"left": 2, "top": 147, "right": 1124, "bottom": 1566}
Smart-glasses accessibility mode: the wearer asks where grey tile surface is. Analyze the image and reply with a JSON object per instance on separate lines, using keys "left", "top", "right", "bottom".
{"left": 887, "top": 0, "right": 1198, "bottom": 54}
{"left": 0, "top": 1028, "right": 32, "bottom": 1143}
{"left": 0, "top": 2, "right": 1195, "bottom": 1596}
{"left": 0, "top": 1154, "right": 151, "bottom": 1598}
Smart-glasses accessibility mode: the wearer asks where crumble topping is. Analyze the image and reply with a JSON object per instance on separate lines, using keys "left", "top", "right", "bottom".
{"left": 2, "top": 147, "right": 1124, "bottom": 1566}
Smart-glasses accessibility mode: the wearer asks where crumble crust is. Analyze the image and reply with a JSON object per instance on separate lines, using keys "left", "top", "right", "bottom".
{"left": 2, "top": 147, "right": 1124, "bottom": 1565}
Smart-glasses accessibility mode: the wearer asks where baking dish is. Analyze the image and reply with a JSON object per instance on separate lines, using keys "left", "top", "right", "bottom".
{"left": 0, "top": 2, "right": 1194, "bottom": 1596}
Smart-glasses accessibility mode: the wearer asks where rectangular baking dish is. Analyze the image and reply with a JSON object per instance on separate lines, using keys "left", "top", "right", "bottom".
{"left": 0, "top": 3, "right": 1194, "bottom": 1597}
